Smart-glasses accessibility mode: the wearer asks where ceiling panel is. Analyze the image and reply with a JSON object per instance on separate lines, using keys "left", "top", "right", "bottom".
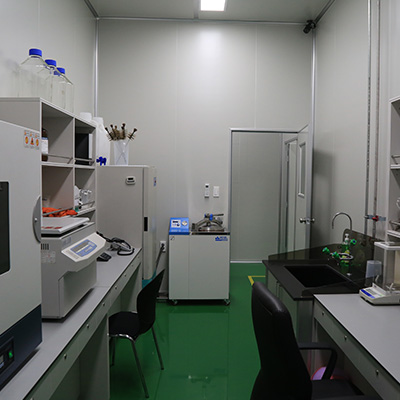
{"left": 87, "top": 0, "right": 332, "bottom": 23}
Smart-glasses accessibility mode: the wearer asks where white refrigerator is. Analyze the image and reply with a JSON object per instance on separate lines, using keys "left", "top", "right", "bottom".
{"left": 96, "top": 165, "right": 157, "bottom": 281}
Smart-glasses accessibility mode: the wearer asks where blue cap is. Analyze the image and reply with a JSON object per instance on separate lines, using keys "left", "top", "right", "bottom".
{"left": 57, "top": 67, "right": 65, "bottom": 74}
{"left": 29, "top": 48, "right": 42, "bottom": 57}
{"left": 45, "top": 59, "right": 57, "bottom": 67}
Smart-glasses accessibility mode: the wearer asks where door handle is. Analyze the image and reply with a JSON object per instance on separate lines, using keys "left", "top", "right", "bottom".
{"left": 32, "top": 196, "right": 41, "bottom": 243}
{"left": 299, "top": 217, "right": 315, "bottom": 224}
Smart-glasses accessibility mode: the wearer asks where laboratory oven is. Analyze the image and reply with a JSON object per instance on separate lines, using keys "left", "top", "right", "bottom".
{"left": 0, "top": 120, "right": 42, "bottom": 388}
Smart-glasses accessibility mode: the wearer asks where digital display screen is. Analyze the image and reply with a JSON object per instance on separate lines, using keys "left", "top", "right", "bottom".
{"left": 171, "top": 220, "right": 181, "bottom": 228}
{"left": 70, "top": 239, "right": 97, "bottom": 257}
{"left": 0, "top": 182, "right": 10, "bottom": 276}
{"left": 72, "top": 240, "right": 89, "bottom": 253}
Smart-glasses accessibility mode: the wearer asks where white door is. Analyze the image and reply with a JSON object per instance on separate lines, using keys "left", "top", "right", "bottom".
{"left": 230, "top": 127, "right": 312, "bottom": 261}
{"left": 281, "top": 126, "right": 312, "bottom": 252}
{"left": 230, "top": 131, "right": 283, "bottom": 261}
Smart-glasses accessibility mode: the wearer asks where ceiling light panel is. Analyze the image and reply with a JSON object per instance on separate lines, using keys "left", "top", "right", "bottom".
{"left": 201, "top": 0, "right": 226, "bottom": 12}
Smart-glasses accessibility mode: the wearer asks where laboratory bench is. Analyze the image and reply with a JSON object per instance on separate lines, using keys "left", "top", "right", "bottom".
{"left": 266, "top": 230, "right": 377, "bottom": 299}
{"left": 263, "top": 231, "right": 376, "bottom": 342}
{"left": 263, "top": 232, "right": 399, "bottom": 399}
{"left": 0, "top": 248, "right": 142, "bottom": 400}
{"left": 314, "top": 294, "right": 400, "bottom": 399}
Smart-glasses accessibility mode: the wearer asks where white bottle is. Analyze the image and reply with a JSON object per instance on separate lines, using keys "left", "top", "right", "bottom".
{"left": 45, "top": 59, "right": 64, "bottom": 108}
{"left": 18, "top": 48, "right": 48, "bottom": 98}
{"left": 57, "top": 67, "right": 74, "bottom": 113}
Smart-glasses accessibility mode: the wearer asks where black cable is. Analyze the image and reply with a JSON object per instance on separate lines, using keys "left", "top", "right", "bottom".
{"left": 97, "top": 231, "right": 135, "bottom": 256}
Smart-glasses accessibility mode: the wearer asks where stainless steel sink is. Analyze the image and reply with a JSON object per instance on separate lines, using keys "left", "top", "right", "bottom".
{"left": 285, "top": 264, "right": 352, "bottom": 288}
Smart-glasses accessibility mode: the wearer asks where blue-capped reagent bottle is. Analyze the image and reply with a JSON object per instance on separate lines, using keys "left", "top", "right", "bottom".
{"left": 57, "top": 67, "right": 74, "bottom": 113}
{"left": 18, "top": 48, "right": 49, "bottom": 98}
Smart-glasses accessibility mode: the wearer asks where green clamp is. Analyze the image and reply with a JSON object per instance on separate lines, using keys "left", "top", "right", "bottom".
{"left": 322, "top": 247, "right": 331, "bottom": 255}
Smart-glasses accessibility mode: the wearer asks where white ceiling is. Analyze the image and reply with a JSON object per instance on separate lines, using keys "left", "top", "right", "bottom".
{"left": 86, "top": 0, "right": 333, "bottom": 24}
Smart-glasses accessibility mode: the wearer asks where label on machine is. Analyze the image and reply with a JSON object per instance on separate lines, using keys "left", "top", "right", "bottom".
{"left": 169, "top": 217, "right": 190, "bottom": 235}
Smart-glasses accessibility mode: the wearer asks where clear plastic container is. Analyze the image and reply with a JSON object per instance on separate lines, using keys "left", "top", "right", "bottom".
{"left": 57, "top": 67, "right": 74, "bottom": 113}
{"left": 18, "top": 48, "right": 49, "bottom": 98}
{"left": 45, "top": 59, "right": 64, "bottom": 108}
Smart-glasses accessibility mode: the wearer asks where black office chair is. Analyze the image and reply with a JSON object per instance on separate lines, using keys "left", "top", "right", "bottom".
{"left": 109, "top": 269, "right": 165, "bottom": 398}
{"left": 250, "top": 282, "right": 379, "bottom": 400}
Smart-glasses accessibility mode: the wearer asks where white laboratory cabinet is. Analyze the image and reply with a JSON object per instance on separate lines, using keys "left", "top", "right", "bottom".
{"left": 97, "top": 165, "right": 157, "bottom": 281}
{"left": 0, "top": 120, "right": 42, "bottom": 388}
{"left": 168, "top": 219, "right": 230, "bottom": 303}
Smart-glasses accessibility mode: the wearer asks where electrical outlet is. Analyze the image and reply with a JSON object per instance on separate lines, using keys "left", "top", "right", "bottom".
{"left": 160, "top": 240, "right": 166, "bottom": 252}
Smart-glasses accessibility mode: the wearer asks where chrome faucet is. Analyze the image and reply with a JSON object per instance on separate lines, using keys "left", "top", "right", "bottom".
{"left": 331, "top": 212, "right": 353, "bottom": 238}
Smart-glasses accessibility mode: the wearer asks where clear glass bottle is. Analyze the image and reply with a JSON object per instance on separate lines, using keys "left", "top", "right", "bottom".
{"left": 57, "top": 67, "right": 74, "bottom": 113}
{"left": 18, "top": 48, "right": 48, "bottom": 98}
{"left": 45, "top": 59, "right": 64, "bottom": 108}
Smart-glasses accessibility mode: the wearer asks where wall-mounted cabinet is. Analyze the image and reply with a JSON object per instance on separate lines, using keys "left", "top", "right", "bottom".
{"left": 0, "top": 97, "right": 96, "bottom": 221}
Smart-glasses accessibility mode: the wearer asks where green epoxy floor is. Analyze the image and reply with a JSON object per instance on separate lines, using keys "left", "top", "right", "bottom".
{"left": 110, "top": 263, "right": 265, "bottom": 399}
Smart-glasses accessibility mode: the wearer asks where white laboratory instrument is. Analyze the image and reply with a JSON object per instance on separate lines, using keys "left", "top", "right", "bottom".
{"left": 97, "top": 165, "right": 157, "bottom": 281}
{"left": 0, "top": 120, "right": 42, "bottom": 388}
{"left": 359, "top": 242, "right": 400, "bottom": 305}
{"left": 168, "top": 216, "right": 230, "bottom": 304}
{"left": 360, "top": 284, "right": 400, "bottom": 305}
{"left": 41, "top": 217, "right": 106, "bottom": 319}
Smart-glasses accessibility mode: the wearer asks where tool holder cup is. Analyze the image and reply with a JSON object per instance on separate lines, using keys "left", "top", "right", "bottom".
{"left": 113, "top": 138, "right": 130, "bottom": 165}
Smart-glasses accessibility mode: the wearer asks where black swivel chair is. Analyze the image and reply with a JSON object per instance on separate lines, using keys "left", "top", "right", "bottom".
{"left": 109, "top": 269, "right": 165, "bottom": 398}
{"left": 250, "top": 282, "right": 379, "bottom": 400}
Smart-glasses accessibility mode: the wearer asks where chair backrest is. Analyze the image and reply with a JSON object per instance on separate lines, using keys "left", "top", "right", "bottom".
{"left": 251, "top": 281, "right": 312, "bottom": 400}
{"left": 136, "top": 269, "right": 165, "bottom": 335}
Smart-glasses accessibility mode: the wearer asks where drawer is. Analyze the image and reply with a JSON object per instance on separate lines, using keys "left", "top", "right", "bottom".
{"left": 315, "top": 303, "right": 363, "bottom": 363}
{"left": 77, "top": 311, "right": 99, "bottom": 350}
{"left": 357, "top": 348, "right": 400, "bottom": 400}
{"left": 26, "top": 339, "right": 80, "bottom": 400}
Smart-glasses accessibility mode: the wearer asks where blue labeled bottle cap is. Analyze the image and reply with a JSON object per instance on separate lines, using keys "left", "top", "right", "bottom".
{"left": 29, "top": 48, "right": 43, "bottom": 57}
{"left": 45, "top": 59, "right": 57, "bottom": 67}
{"left": 57, "top": 67, "right": 65, "bottom": 74}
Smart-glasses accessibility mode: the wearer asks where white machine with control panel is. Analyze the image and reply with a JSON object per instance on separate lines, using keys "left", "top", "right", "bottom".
{"left": 0, "top": 120, "right": 42, "bottom": 389}
{"left": 360, "top": 284, "right": 400, "bottom": 305}
{"left": 360, "top": 242, "right": 400, "bottom": 305}
{"left": 41, "top": 217, "right": 106, "bottom": 319}
{"left": 169, "top": 215, "right": 230, "bottom": 304}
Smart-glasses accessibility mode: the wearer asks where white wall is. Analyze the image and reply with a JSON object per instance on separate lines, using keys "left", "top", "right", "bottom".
{"left": 98, "top": 20, "right": 312, "bottom": 263}
{"left": 312, "top": 0, "right": 371, "bottom": 245}
{"left": 0, "top": 0, "right": 96, "bottom": 114}
{"left": 312, "top": 0, "right": 400, "bottom": 247}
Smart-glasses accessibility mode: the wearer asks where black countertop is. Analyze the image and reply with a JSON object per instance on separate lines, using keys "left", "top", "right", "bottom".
{"left": 263, "top": 231, "right": 378, "bottom": 301}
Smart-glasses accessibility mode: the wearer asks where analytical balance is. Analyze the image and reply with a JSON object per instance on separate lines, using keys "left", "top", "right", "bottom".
{"left": 360, "top": 284, "right": 400, "bottom": 305}
{"left": 359, "top": 242, "right": 400, "bottom": 305}
{"left": 41, "top": 217, "right": 106, "bottom": 319}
